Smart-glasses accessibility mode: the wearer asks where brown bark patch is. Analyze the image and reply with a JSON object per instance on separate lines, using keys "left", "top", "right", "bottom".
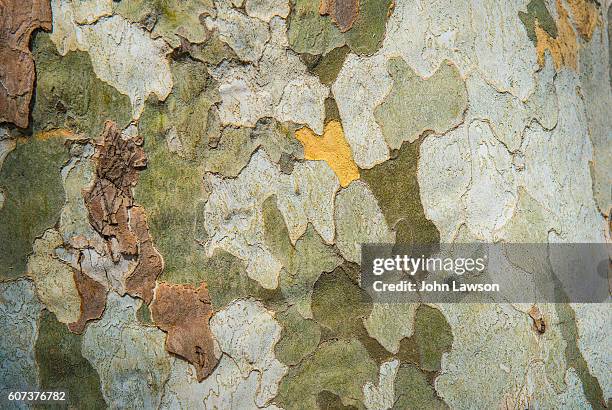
{"left": 125, "top": 205, "right": 163, "bottom": 304}
{"left": 319, "top": 0, "right": 359, "bottom": 32}
{"left": 83, "top": 121, "right": 146, "bottom": 258}
{"left": 83, "top": 121, "right": 162, "bottom": 303}
{"left": 150, "top": 282, "right": 219, "bottom": 381}
{"left": 0, "top": 0, "right": 52, "bottom": 128}
{"left": 528, "top": 305, "right": 546, "bottom": 334}
{"left": 68, "top": 267, "right": 107, "bottom": 334}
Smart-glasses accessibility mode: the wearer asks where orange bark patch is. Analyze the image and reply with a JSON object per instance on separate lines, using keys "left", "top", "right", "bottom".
{"left": 535, "top": 0, "right": 578, "bottom": 70}
{"left": 296, "top": 120, "right": 359, "bottom": 187}
{"left": 150, "top": 282, "right": 218, "bottom": 381}
{"left": 0, "top": 0, "right": 52, "bottom": 128}
{"left": 528, "top": 305, "right": 546, "bottom": 334}
{"left": 566, "top": 0, "right": 599, "bottom": 40}
{"left": 320, "top": 0, "right": 359, "bottom": 32}
{"left": 35, "top": 128, "right": 84, "bottom": 141}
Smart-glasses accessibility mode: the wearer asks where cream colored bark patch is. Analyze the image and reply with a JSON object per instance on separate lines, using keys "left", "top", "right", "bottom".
{"left": 363, "top": 303, "right": 418, "bottom": 355}
{"left": 161, "top": 299, "right": 287, "bottom": 408}
{"left": 49, "top": 7, "right": 172, "bottom": 119}
{"left": 363, "top": 359, "right": 400, "bottom": 410}
{"left": 0, "top": 280, "right": 42, "bottom": 398}
{"left": 332, "top": 52, "right": 391, "bottom": 169}
{"left": 205, "top": 0, "right": 269, "bottom": 63}
{"left": 204, "top": 150, "right": 339, "bottom": 289}
{"left": 27, "top": 229, "right": 81, "bottom": 324}
{"left": 212, "top": 18, "right": 327, "bottom": 133}
{"left": 435, "top": 304, "right": 587, "bottom": 408}
{"left": 82, "top": 293, "right": 173, "bottom": 408}
{"left": 296, "top": 120, "right": 359, "bottom": 187}
{"left": 374, "top": 58, "right": 467, "bottom": 150}
{"left": 334, "top": 180, "right": 395, "bottom": 263}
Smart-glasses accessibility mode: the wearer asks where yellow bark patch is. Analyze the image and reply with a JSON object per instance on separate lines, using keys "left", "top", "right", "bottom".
{"left": 566, "top": 0, "right": 599, "bottom": 40}
{"left": 535, "top": 0, "right": 578, "bottom": 70}
{"left": 35, "top": 128, "right": 82, "bottom": 141}
{"left": 296, "top": 120, "right": 359, "bottom": 187}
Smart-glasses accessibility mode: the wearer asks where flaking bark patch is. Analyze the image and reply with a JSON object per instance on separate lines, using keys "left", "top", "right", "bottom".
{"left": 124, "top": 205, "right": 163, "bottom": 304}
{"left": 0, "top": 0, "right": 52, "bottom": 128}
{"left": 535, "top": 0, "right": 579, "bottom": 70}
{"left": 320, "top": 0, "right": 359, "bottom": 32}
{"left": 528, "top": 305, "right": 546, "bottom": 334}
{"left": 83, "top": 121, "right": 162, "bottom": 303}
{"left": 84, "top": 122, "right": 145, "bottom": 258}
{"left": 150, "top": 282, "right": 219, "bottom": 382}
{"left": 68, "top": 267, "right": 107, "bottom": 334}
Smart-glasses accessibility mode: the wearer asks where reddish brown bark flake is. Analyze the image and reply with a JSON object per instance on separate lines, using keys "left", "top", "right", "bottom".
{"left": 125, "top": 205, "right": 164, "bottom": 304}
{"left": 68, "top": 267, "right": 107, "bottom": 334}
{"left": 528, "top": 305, "right": 546, "bottom": 334}
{"left": 0, "top": 0, "right": 52, "bottom": 128}
{"left": 84, "top": 121, "right": 146, "bottom": 259}
{"left": 150, "top": 282, "right": 219, "bottom": 381}
{"left": 83, "top": 121, "right": 162, "bottom": 303}
{"left": 319, "top": 0, "right": 359, "bottom": 32}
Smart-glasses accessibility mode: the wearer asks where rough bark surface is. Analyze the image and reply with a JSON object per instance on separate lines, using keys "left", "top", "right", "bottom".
{"left": 0, "top": 0, "right": 610, "bottom": 408}
{"left": 0, "top": 0, "right": 52, "bottom": 127}
{"left": 150, "top": 282, "right": 218, "bottom": 382}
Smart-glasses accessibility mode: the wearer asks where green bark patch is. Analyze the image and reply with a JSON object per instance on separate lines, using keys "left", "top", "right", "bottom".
{"left": 275, "top": 305, "right": 322, "bottom": 366}
{"left": 31, "top": 33, "right": 131, "bottom": 138}
{"left": 317, "top": 390, "right": 358, "bottom": 409}
{"left": 301, "top": 46, "right": 350, "bottom": 85}
{"left": 555, "top": 304, "right": 606, "bottom": 410}
{"left": 35, "top": 309, "right": 105, "bottom": 410}
{"left": 275, "top": 339, "right": 378, "bottom": 409}
{"left": 413, "top": 305, "right": 453, "bottom": 372}
{"left": 374, "top": 57, "right": 467, "bottom": 150}
{"left": 310, "top": 263, "right": 396, "bottom": 365}
{"left": 135, "top": 120, "right": 283, "bottom": 310}
{"left": 263, "top": 195, "right": 341, "bottom": 317}
{"left": 204, "top": 119, "right": 301, "bottom": 177}
{"left": 311, "top": 263, "right": 371, "bottom": 339}
{"left": 519, "top": 0, "right": 558, "bottom": 44}
{"left": 114, "top": 0, "right": 215, "bottom": 47}
{"left": 0, "top": 136, "right": 69, "bottom": 280}
{"left": 343, "top": 0, "right": 394, "bottom": 55}
{"left": 287, "top": 0, "right": 345, "bottom": 55}
{"left": 361, "top": 139, "right": 440, "bottom": 246}
{"left": 135, "top": 60, "right": 298, "bottom": 310}
{"left": 140, "top": 58, "right": 220, "bottom": 161}
{"left": 393, "top": 363, "right": 448, "bottom": 410}
{"left": 287, "top": 0, "right": 393, "bottom": 56}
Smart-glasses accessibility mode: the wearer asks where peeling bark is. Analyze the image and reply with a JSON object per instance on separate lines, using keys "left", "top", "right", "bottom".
{"left": 528, "top": 305, "right": 546, "bottom": 334}
{"left": 68, "top": 267, "right": 107, "bottom": 334}
{"left": 535, "top": 0, "right": 579, "bottom": 70}
{"left": 150, "top": 282, "right": 219, "bottom": 382}
{"left": 320, "top": 0, "right": 359, "bottom": 32}
{"left": 124, "top": 205, "right": 163, "bottom": 304}
{"left": 0, "top": 0, "right": 52, "bottom": 128}
{"left": 83, "top": 121, "right": 161, "bottom": 303}
{"left": 84, "top": 122, "right": 144, "bottom": 258}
